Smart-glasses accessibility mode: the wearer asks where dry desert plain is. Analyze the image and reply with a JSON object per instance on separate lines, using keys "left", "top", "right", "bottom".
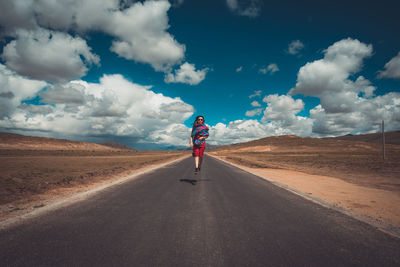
{"left": 0, "top": 132, "right": 186, "bottom": 222}
{"left": 209, "top": 132, "right": 400, "bottom": 234}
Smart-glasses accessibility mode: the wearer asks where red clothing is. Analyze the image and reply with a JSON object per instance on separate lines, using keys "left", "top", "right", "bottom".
{"left": 192, "top": 144, "right": 205, "bottom": 158}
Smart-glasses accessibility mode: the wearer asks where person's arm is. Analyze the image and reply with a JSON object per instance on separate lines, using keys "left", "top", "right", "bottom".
{"left": 198, "top": 127, "right": 209, "bottom": 141}
{"left": 190, "top": 136, "right": 193, "bottom": 148}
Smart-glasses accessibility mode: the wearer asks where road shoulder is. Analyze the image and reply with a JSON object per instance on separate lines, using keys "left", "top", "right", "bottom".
{"left": 0, "top": 155, "right": 189, "bottom": 230}
{"left": 208, "top": 154, "right": 400, "bottom": 239}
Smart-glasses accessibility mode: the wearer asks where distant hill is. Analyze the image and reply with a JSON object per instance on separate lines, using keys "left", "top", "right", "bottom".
{"left": 214, "top": 131, "right": 400, "bottom": 153}
{"left": 170, "top": 144, "right": 223, "bottom": 151}
{"left": 330, "top": 131, "right": 400, "bottom": 145}
{"left": 100, "top": 142, "right": 136, "bottom": 151}
{"left": 205, "top": 144, "right": 223, "bottom": 151}
{"left": 0, "top": 132, "right": 125, "bottom": 151}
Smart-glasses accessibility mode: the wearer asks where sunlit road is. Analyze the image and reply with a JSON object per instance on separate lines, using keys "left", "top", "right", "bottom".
{"left": 1, "top": 155, "right": 399, "bottom": 266}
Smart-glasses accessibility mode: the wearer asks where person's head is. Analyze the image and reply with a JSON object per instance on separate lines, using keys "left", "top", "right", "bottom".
{"left": 194, "top": 115, "right": 205, "bottom": 124}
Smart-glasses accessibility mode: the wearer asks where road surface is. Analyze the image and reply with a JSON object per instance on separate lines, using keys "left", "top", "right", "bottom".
{"left": 1, "top": 155, "right": 399, "bottom": 266}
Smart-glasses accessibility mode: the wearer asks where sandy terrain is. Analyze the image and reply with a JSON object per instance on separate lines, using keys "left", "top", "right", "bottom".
{"left": 0, "top": 150, "right": 186, "bottom": 205}
{"left": 212, "top": 135, "right": 400, "bottom": 190}
{"left": 212, "top": 155, "right": 400, "bottom": 226}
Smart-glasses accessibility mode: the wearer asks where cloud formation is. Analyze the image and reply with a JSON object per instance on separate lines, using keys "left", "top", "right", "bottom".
{"left": 249, "top": 90, "right": 262, "bottom": 98}
{"left": 0, "top": 63, "right": 47, "bottom": 119}
{"left": 226, "top": 0, "right": 261, "bottom": 17}
{"left": 378, "top": 51, "right": 400, "bottom": 79}
{"left": 39, "top": 83, "right": 88, "bottom": 106}
{"left": 0, "top": 0, "right": 206, "bottom": 148}
{"left": 261, "top": 94, "right": 312, "bottom": 136}
{"left": 0, "top": 68, "right": 194, "bottom": 147}
{"left": 0, "top": 0, "right": 200, "bottom": 84}
{"left": 290, "top": 38, "right": 373, "bottom": 98}
{"left": 1, "top": 28, "right": 99, "bottom": 82}
{"left": 213, "top": 94, "right": 312, "bottom": 144}
{"left": 212, "top": 39, "right": 400, "bottom": 144}
{"left": 262, "top": 94, "right": 304, "bottom": 122}
{"left": 165, "top": 62, "right": 209, "bottom": 85}
{"left": 259, "top": 63, "right": 279, "bottom": 75}
{"left": 287, "top": 40, "right": 304, "bottom": 55}
{"left": 106, "top": 0, "right": 185, "bottom": 72}
{"left": 290, "top": 38, "right": 400, "bottom": 135}
{"left": 245, "top": 108, "right": 263, "bottom": 117}
{"left": 209, "top": 114, "right": 311, "bottom": 145}
{"left": 210, "top": 120, "right": 269, "bottom": 145}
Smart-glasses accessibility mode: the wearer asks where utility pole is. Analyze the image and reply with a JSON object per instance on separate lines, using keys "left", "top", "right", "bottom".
{"left": 382, "top": 120, "right": 385, "bottom": 160}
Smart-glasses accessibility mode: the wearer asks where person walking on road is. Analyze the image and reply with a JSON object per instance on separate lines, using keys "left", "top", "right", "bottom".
{"left": 190, "top": 115, "right": 209, "bottom": 173}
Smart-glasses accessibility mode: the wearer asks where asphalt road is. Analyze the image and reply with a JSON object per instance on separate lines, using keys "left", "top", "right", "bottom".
{"left": 1, "top": 155, "right": 400, "bottom": 266}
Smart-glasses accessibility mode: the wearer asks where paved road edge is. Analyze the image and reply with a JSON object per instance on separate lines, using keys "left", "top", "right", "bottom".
{"left": 207, "top": 153, "right": 400, "bottom": 239}
{"left": 0, "top": 154, "right": 190, "bottom": 230}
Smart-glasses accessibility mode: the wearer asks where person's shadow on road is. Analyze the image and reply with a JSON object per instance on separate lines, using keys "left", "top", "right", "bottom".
{"left": 179, "top": 179, "right": 197, "bottom": 185}
{"left": 179, "top": 178, "right": 211, "bottom": 185}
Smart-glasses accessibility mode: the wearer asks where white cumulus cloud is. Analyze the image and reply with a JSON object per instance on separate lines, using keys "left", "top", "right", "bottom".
{"left": 290, "top": 38, "right": 373, "bottom": 98}
{"left": 106, "top": 0, "right": 186, "bottom": 72}
{"left": 260, "top": 94, "right": 312, "bottom": 136}
{"left": 262, "top": 94, "right": 304, "bottom": 122}
{"left": 378, "top": 51, "right": 400, "bottom": 79}
{"left": 210, "top": 94, "right": 313, "bottom": 144}
{"left": 0, "top": 63, "right": 47, "bottom": 119}
{"left": 0, "top": 70, "right": 195, "bottom": 147}
{"left": 209, "top": 120, "right": 269, "bottom": 145}
{"left": 1, "top": 28, "right": 100, "bottom": 83}
{"left": 290, "top": 38, "right": 400, "bottom": 136}
{"left": 209, "top": 114, "right": 312, "bottom": 145}
{"left": 147, "top": 123, "right": 191, "bottom": 147}
{"left": 245, "top": 108, "right": 263, "bottom": 117}
{"left": 165, "top": 62, "right": 208, "bottom": 85}
{"left": 0, "top": 0, "right": 194, "bottom": 82}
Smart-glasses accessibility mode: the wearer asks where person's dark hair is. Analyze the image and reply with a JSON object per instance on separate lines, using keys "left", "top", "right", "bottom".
{"left": 193, "top": 115, "right": 205, "bottom": 124}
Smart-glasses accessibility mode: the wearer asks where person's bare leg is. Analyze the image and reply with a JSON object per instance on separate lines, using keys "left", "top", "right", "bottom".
{"left": 194, "top": 156, "right": 199, "bottom": 169}
{"left": 199, "top": 157, "right": 203, "bottom": 170}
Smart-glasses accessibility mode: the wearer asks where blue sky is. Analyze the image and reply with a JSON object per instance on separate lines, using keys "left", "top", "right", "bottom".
{"left": 0, "top": 0, "right": 399, "bottom": 149}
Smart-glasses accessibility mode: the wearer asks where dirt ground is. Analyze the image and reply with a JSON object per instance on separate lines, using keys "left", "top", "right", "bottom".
{"left": 0, "top": 150, "right": 187, "bottom": 223}
{"left": 211, "top": 150, "right": 400, "bottom": 191}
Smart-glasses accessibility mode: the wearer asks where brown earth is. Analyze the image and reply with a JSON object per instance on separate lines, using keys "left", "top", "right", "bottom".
{"left": 0, "top": 150, "right": 185, "bottom": 206}
{"left": 212, "top": 135, "right": 400, "bottom": 191}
